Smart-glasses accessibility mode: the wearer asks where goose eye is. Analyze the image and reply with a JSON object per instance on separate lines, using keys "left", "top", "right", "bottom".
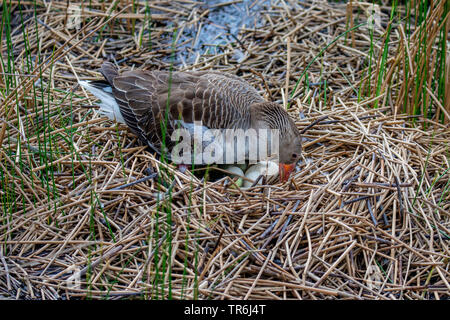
{"left": 292, "top": 153, "right": 298, "bottom": 159}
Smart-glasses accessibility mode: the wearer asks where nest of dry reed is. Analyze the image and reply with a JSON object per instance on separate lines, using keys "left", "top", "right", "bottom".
{"left": 0, "top": 0, "right": 449, "bottom": 300}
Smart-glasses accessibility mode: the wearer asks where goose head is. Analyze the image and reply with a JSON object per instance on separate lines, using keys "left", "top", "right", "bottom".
{"left": 250, "top": 102, "right": 302, "bottom": 182}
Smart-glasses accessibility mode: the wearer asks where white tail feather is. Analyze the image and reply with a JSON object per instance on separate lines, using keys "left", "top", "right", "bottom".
{"left": 79, "top": 80, "right": 126, "bottom": 124}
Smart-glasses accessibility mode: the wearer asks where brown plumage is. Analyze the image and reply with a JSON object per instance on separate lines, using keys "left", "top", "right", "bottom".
{"left": 80, "top": 62, "right": 302, "bottom": 180}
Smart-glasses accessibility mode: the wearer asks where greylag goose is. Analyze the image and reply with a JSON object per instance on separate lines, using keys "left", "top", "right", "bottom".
{"left": 79, "top": 62, "right": 302, "bottom": 182}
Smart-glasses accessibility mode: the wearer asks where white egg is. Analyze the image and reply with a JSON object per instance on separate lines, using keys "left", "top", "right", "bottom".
{"left": 242, "top": 161, "right": 279, "bottom": 188}
{"left": 224, "top": 165, "right": 244, "bottom": 188}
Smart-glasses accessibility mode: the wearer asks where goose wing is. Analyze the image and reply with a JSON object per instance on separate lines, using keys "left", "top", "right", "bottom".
{"left": 108, "top": 67, "right": 264, "bottom": 153}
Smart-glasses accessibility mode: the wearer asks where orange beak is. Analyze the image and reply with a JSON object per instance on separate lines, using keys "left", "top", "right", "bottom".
{"left": 279, "top": 163, "right": 296, "bottom": 183}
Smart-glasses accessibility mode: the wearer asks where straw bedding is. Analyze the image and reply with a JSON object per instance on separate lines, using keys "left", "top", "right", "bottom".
{"left": 0, "top": 0, "right": 448, "bottom": 299}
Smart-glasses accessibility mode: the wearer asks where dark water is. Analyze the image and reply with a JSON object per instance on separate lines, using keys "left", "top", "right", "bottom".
{"left": 175, "top": 0, "right": 272, "bottom": 64}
